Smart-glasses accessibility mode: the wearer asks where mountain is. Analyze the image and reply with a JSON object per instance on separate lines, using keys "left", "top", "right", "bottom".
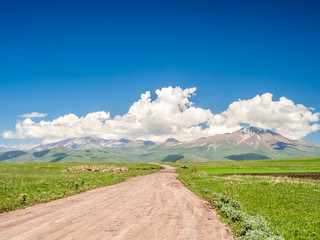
{"left": 1, "top": 126, "right": 320, "bottom": 163}
{"left": 183, "top": 126, "right": 309, "bottom": 151}
{"left": 162, "top": 126, "right": 320, "bottom": 161}
{"left": 165, "top": 138, "right": 180, "bottom": 143}
{"left": 157, "top": 138, "right": 181, "bottom": 147}
{"left": 31, "top": 137, "right": 155, "bottom": 151}
{"left": 0, "top": 150, "right": 27, "bottom": 161}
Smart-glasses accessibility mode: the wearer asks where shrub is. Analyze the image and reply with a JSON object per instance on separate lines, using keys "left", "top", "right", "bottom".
{"left": 212, "top": 199, "right": 223, "bottom": 208}
{"left": 242, "top": 230, "right": 285, "bottom": 240}
{"left": 211, "top": 192, "right": 240, "bottom": 209}
{"left": 202, "top": 188, "right": 210, "bottom": 194}
{"left": 212, "top": 192, "right": 223, "bottom": 201}
{"left": 230, "top": 209, "right": 244, "bottom": 222}
{"left": 242, "top": 215, "right": 269, "bottom": 233}
{"left": 267, "top": 236, "right": 285, "bottom": 240}
{"left": 220, "top": 205, "right": 244, "bottom": 222}
{"left": 243, "top": 229, "right": 271, "bottom": 240}
{"left": 228, "top": 198, "right": 241, "bottom": 208}
{"left": 210, "top": 192, "right": 284, "bottom": 240}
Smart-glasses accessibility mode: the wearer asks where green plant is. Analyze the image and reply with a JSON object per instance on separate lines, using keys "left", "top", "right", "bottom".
{"left": 171, "top": 159, "right": 320, "bottom": 239}
{"left": 220, "top": 205, "right": 244, "bottom": 222}
{"left": 242, "top": 215, "right": 269, "bottom": 233}
{"left": 191, "top": 166, "right": 197, "bottom": 172}
{"left": 0, "top": 162, "right": 161, "bottom": 213}
{"left": 242, "top": 229, "right": 271, "bottom": 240}
{"left": 202, "top": 188, "right": 210, "bottom": 194}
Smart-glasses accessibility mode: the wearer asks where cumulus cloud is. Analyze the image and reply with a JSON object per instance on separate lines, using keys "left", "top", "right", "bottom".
{"left": 207, "top": 93, "right": 320, "bottom": 139}
{"left": 2, "top": 87, "right": 320, "bottom": 143}
{"left": 20, "top": 112, "right": 47, "bottom": 118}
{"left": 3, "top": 87, "right": 212, "bottom": 143}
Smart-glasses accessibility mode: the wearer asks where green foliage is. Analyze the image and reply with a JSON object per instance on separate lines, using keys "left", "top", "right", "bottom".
{"left": 242, "top": 228, "right": 285, "bottom": 240}
{"left": 242, "top": 215, "right": 268, "bottom": 232}
{"left": 0, "top": 162, "right": 161, "bottom": 213}
{"left": 242, "top": 230, "right": 271, "bottom": 240}
{"left": 200, "top": 167, "right": 320, "bottom": 174}
{"left": 202, "top": 188, "right": 210, "bottom": 194}
{"left": 220, "top": 205, "right": 244, "bottom": 222}
{"left": 173, "top": 159, "right": 320, "bottom": 240}
{"left": 171, "top": 157, "right": 320, "bottom": 173}
{"left": 210, "top": 190, "right": 278, "bottom": 238}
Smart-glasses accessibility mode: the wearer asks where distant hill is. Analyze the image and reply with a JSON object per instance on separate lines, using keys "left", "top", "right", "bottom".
{"left": 161, "top": 154, "right": 184, "bottom": 162}
{"left": 33, "top": 150, "right": 50, "bottom": 158}
{"left": 225, "top": 153, "right": 270, "bottom": 161}
{"left": 1, "top": 126, "right": 320, "bottom": 162}
{"left": 0, "top": 151, "right": 27, "bottom": 161}
{"left": 165, "top": 138, "right": 180, "bottom": 143}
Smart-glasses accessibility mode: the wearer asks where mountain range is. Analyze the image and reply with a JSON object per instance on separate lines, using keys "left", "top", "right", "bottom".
{"left": 31, "top": 137, "right": 156, "bottom": 151}
{"left": 1, "top": 127, "right": 320, "bottom": 163}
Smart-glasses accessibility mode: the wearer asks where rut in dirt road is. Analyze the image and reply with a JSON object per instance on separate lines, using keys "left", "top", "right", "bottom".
{"left": 0, "top": 164, "right": 232, "bottom": 240}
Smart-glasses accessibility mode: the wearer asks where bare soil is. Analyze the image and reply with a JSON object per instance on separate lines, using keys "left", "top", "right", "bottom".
{"left": 0, "top": 164, "right": 232, "bottom": 240}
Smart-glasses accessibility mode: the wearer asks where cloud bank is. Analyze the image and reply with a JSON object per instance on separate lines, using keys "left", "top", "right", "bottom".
{"left": 20, "top": 112, "right": 47, "bottom": 118}
{"left": 3, "top": 87, "right": 320, "bottom": 143}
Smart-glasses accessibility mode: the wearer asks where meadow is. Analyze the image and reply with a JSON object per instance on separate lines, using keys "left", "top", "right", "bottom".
{"left": 171, "top": 158, "right": 320, "bottom": 240}
{"left": 0, "top": 162, "right": 161, "bottom": 213}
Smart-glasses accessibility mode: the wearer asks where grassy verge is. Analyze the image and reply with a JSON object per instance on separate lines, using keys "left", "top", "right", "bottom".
{"left": 171, "top": 158, "right": 320, "bottom": 240}
{"left": 0, "top": 162, "right": 161, "bottom": 213}
{"left": 200, "top": 168, "right": 320, "bottom": 174}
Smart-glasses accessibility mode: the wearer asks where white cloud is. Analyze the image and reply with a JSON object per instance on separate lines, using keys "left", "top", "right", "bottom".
{"left": 2, "top": 87, "right": 320, "bottom": 143}
{"left": 207, "top": 93, "right": 320, "bottom": 139}
{"left": 6, "top": 143, "right": 38, "bottom": 151}
{"left": 20, "top": 112, "right": 47, "bottom": 118}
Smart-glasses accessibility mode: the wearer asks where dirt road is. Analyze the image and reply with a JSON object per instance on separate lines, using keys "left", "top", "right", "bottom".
{"left": 0, "top": 164, "right": 232, "bottom": 240}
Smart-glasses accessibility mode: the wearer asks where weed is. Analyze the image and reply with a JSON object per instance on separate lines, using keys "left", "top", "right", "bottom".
{"left": 220, "top": 205, "right": 244, "bottom": 222}
{"left": 202, "top": 188, "right": 210, "bottom": 194}
{"left": 19, "top": 193, "right": 27, "bottom": 205}
{"left": 242, "top": 214, "right": 268, "bottom": 232}
{"left": 242, "top": 229, "right": 271, "bottom": 240}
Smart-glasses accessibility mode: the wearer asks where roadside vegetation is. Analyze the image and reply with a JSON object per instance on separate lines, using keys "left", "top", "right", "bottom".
{"left": 171, "top": 158, "right": 320, "bottom": 240}
{"left": 0, "top": 162, "right": 161, "bottom": 213}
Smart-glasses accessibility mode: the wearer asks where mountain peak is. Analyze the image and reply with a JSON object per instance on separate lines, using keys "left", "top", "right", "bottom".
{"left": 237, "top": 126, "right": 279, "bottom": 136}
{"left": 165, "top": 138, "right": 180, "bottom": 143}
{"left": 238, "top": 126, "right": 264, "bottom": 133}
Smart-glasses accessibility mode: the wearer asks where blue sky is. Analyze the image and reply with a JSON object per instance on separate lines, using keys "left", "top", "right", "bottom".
{"left": 1, "top": 0, "right": 320, "bottom": 146}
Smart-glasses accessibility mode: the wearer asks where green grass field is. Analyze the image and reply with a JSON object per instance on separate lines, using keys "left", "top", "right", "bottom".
{"left": 0, "top": 162, "right": 161, "bottom": 213}
{"left": 200, "top": 168, "right": 320, "bottom": 174}
{"left": 178, "top": 157, "right": 320, "bottom": 171}
{"left": 171, "top": 158, "right": 320, "bottom": 240}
